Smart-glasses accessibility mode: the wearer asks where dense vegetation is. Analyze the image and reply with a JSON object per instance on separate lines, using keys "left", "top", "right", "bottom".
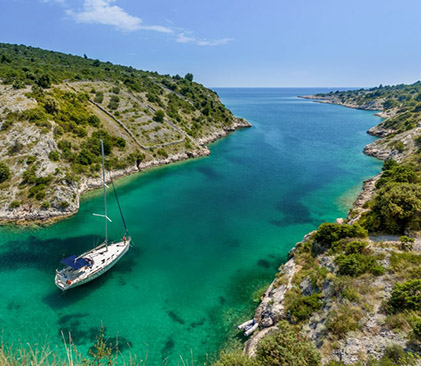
{"left": 0, "top": 42, "right": 236, "bottom": 131}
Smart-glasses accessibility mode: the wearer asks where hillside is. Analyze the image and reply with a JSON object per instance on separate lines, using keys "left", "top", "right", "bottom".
{"left": 214, "top": 84, "right": 421, "bottom": 366}
{"left": 0, "top": 43, "right": 250, "bottom": 223}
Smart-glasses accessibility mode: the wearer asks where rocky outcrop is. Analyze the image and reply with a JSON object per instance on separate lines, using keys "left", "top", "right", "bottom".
{"left": 299, "top": 95, "right": 384, "bottom": 111}
{"left": 196, "top": 117, "right": 251, "bottom": 146}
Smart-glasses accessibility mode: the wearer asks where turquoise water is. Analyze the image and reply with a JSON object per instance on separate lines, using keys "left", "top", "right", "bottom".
{"left": 0, "top": 88, "right": 382, "bottom": 364}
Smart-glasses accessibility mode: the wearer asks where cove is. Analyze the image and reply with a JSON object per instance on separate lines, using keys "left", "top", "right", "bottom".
{"left": 0, "top": 88, "right": 382, "bottom": 364}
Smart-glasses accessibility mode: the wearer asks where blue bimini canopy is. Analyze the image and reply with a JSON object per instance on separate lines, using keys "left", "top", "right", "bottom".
{"left": 61, "top": 255, "right": 91, "bottom": 270}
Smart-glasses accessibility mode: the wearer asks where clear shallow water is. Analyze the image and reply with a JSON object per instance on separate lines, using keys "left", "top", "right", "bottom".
{"left": 0, "top": 88, "right": 382, "bottom": 364}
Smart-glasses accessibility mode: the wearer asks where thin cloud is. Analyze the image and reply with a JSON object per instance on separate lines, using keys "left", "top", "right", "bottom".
{"left": 66, "top": 0, "right": 172, "bottom": 33}
{"left": 177, "top": 32, "right": 233, "bottom": 47}
{"left": 139, "top": 25, "right": 173, "bottom": 34}
{"left": 176, "top": 33, "right": 196, "bottom": 44}
{"left": 40, "top": 0, "right": 230, "bottom": 45}
{"left": 197, "top": 38, "right": 233, "bottom": 46}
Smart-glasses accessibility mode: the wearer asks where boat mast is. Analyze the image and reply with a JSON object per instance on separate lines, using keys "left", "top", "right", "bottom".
{"left": 101, "top": 139, "right": 108, "bottom": 247}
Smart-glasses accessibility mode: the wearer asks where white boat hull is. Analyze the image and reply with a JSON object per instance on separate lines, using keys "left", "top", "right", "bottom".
{"left": 55, "top": 239, "right": 130, "bottom": 291}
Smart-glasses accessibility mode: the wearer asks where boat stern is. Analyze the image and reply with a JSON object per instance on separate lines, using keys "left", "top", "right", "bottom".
{"left": 55, "top": 270, "right": 70, "bottom": 291}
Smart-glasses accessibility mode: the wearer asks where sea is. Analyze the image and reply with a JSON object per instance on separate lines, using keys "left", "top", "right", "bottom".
{"left": 0, "top": 88, "right": 383, "bottom": 364}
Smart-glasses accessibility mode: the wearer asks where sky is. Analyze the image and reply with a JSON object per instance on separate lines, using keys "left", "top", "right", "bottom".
{"left": 1, "top": 0, "right": 421, "bottom": 87}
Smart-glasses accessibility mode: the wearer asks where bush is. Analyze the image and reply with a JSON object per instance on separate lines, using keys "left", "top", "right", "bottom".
{"left": 0, "top": 162, "right": 11, "bottom": 183}
{"left": 107, "top": 95, "right": 119, "bottom": 110}
{"left": 44, "top": 97, "right": 58, "bottom": 114}
{"left": 363, "top": 183, "right": 421, "bottom": 233}
{"left": 153, "top": 110, "right": 165, "bottom": 122}
{"left": 382, "top": 345, "right": 417, "bottom": 366}
{"left": 213, "top": 351, "right": 257, "bottom": 366}
{"left": 48, "top": 150, "right": 60, "bottom": 162}
{"left": 399, "top": 236, "right": 414, "bottom": 251}
{"left": 88, "top": 114, "right": 100, "bottom": 127}
{"left": 376, "top": 164, "right": 419, "bottom": 188}
{"left": 388, "top": 279, "right": 421, "bottom": 313}
{"left": 412, "top": 320, "right": 421, "bottom": 341}
{"left": 59, "top": 201, "right": 70, "bottom": 209}
{"left": 94, "top": 92, "right": 104, "bottom": 104}
{"left": 313, "top": 223, "right": 367, "bottom": 251}
{"left": 331, "top": 240, "right": 367, "bottom": 255}
{"left": 286, "top": 291, "right": 323, "bottom": 322}
{"left": 157, "top": 148, "right": 168, "bottom": 158}
{"left": 326, "top": 305, "right": 362, "bottom": 338}
{"left": 41, "top": 201, "right": 50, "bottom": 210}
{"left": 9, "top": 200, "right": 20, "bottom": 209}
{"left": 335, "top": 253, "right": 384, "bottom": 277}
{"left": 256, "top": 321, "right": 321, "bottom": 366}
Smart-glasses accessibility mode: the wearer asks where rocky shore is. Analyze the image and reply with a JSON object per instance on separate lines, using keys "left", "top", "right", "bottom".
{"left": 244, "top": 95, "right": 421, "bottom": 364}
{"left": 0, "top": 117, "right": 251, "bottom": 225}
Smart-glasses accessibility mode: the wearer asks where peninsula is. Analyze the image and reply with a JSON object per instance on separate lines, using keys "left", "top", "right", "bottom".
{"left": 0, "top": 43, "right": 250, "bottom": 224}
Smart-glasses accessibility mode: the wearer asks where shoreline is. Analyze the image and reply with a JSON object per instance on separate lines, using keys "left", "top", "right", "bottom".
{"left": 0, "top": 117, "right": 251, "bottom": 226}
{"left": 244, "top": 95, "right": 391, "bottom": 356}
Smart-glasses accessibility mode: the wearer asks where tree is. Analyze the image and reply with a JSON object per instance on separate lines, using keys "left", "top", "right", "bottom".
{"left": 368, "top": 183, "right": 421, "bottom": 233}
{"left": 185, "top": 73, "right": 193, "bottom": 82}
{"left": 36, "top": 74, "right": 51, "bottom": 88}
{"left": 153, "top": 110, "right": 165, "bottom": 122}
{"left": 0, "top": 162, "right": 11, "bottom": 183}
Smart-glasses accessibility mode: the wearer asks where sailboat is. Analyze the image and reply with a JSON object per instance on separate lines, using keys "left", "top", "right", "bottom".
{"left": 55, "top": 140, "right": 131, "bottom": 291}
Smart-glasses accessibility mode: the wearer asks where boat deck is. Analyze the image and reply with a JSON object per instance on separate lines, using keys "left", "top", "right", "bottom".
{"left": 55, "top": 239, "right": 130, "bottom": 290}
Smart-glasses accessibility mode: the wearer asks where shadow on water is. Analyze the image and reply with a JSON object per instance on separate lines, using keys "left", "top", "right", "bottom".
{"left": 59, "top": 314, "right": 133, "bottom": 352}
{"left": 161, "top": 336, "right": 175, "bottom": 360}
{"left": 0, "top": 234, "right": 103, "bottom": 273}
{"left": 195, "top": 166, "right": 222, "bottom": 180}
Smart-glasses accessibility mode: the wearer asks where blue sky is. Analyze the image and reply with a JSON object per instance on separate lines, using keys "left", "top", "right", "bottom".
{"left": 1, "top": 0, "right": 421, "bottom": 87}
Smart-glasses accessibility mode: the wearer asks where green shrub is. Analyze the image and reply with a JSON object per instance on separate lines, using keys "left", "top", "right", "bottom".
{"left": 157, "top": 148, "right": 168, "bottom": 158}
{"left": 326, "top": 305, "right": 363, "bottom": 338}
{"left": 381, "top": 345, "right": 417, "bottom": 366}
{"left": 331, "top": 240, "right": 368, "bottom": 255}
{"left": 43, "top": 97, "right": 58, "bottom": 114}
{"left": 399, "top": 236, "right": 414, "bottom": 251}
{"left": 48, "top": 150, "right": 60, "bottom": 162}
{"left": 0, "top": 162, "right": 11, "bottom": 183}
{"left": 41, "top": 201, "right": 50, "bottom": 210}
{"left": 286, "top": 290, "right": 323, "bottom": 322}
{"left": 376, "top": 164, "right": 419, "bottom": 188}
{"left": 59, "top": 201, "right": 70, "bottom": 209}
{"left": 361, "top": 183, "right": 421, "bottom": 233}
{"left": 255, "top": 321, "right": 321, "bottom": 366}
{"left": 88, "top": 114, "right": 100, "bottom": 127}
{"left": 314, "top": 223, "right": 367, "bottom": 251}
{"left": 335, "top": 253, "right": 384, "bottom": 277}
{"left": 412, "top": 319, "right": 421, "bottom": 341}
{"left": 107, "top": 95, "right": 119, "bottom": 110}
{"left": 153, "top": 110, "right": 165, "bottom": 122}
{"left": 28, "top": 184, "right": 46, "bottom": 200}
{"left": 94, "top": 91, "right": 104, "bottom": 104}
{"left": 213, "top": 351, "right": 257, "bottom": 366}
{"left": 9, "top": 200, "right": 20, "bottom": 209}
{"left": 388, "top": 279, "right": 421, "bottom": 313}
